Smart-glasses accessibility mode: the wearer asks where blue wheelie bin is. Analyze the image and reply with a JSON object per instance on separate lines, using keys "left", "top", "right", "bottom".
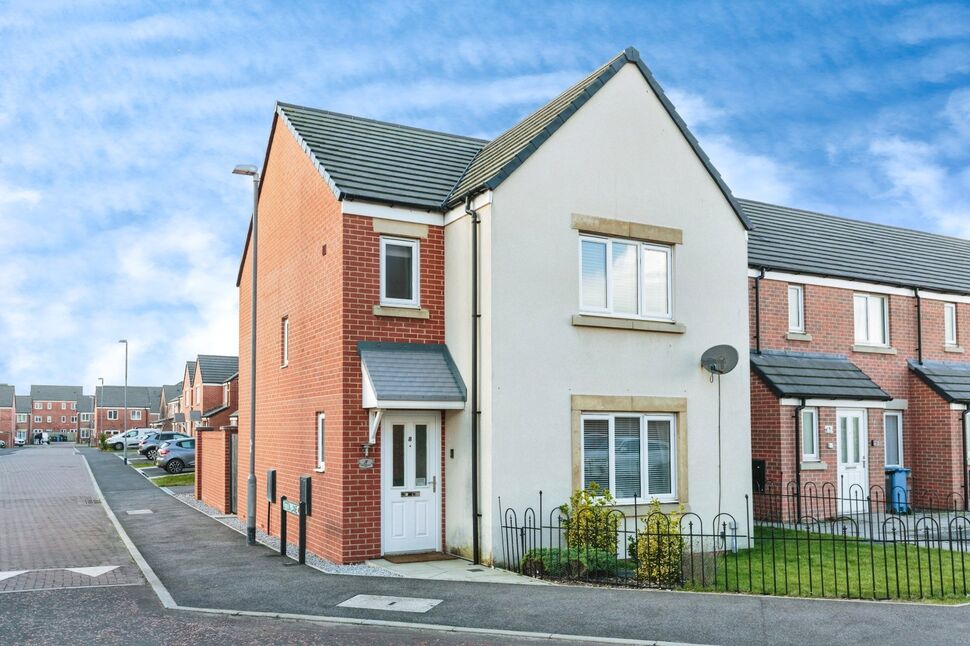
{"left": 885, "top": 467, "right": 910, "bottom": 513}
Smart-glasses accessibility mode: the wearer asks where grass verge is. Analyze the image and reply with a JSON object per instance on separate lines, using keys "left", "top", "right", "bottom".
{"left": 151, "top": 473, "right": 195, "bottom": 488}
{"left": 130, "top": 462, "right": 155, "bottom": 469}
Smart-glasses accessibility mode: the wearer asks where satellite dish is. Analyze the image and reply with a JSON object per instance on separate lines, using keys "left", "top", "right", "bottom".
{"left": 701, "top": 345, "right": 739, "bottom": 375}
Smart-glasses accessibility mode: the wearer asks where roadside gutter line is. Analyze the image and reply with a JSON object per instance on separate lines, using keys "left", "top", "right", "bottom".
{"left": 82, "top": 452, "right": 691, "bottom": 646}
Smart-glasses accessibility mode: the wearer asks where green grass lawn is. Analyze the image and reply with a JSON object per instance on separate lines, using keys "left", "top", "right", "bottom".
{"left": 151, "top": 473, "right": 195, "bottom": 488}
{"left": 688, "top": 526, "right": 970, "bottom": 602}
{"left": 130, "top": 462, "right": 155, "bottom": 469}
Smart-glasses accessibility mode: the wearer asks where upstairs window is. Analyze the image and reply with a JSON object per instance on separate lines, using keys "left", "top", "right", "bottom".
{"left": 46, "top": 416, "right": 52, "bottom": 423}
{"left": 34, "top": 402, "right": 42, "bottom": 410}
{"left": 33, "top": 415, "right": 41, "bottom": 423}
{"left": 60, "top": 416, "right": 66, "bottom": 423}
{"left": 944, "top": 303, "right": 958, "bottom": 346}
{"left": 107, "top": 410, "right": 118, "bottom": 421}
{"left": 80, "top": 413, "right": 91, "bottom": 422}
{"left": 61, "top": 402, "right": 66, "bottom": 410}
{"left": 788, "top": 285, "right": 805, "bottom": 333}
{"left": 17, "top": 413, "right": 28, "bottom": 423}
{"left": 853, "top": 293, "right": 889, "bottom": 346}
{"left": 380, "top": 236, "right": 420, "bottom": 307}
{"left": 131, "top": 410, "right": 142, "bottom": 420}
{"left": 281, "top": 316, "right": 289, "bottom": 367}
{"left": 47, "top": 402, "right": 52, "bottom": 410}
{"left": 579, "top": 235, "right": 672, "bottom": 320}
{"left": 224, "top": 383, "right": 231, "bottom": 407}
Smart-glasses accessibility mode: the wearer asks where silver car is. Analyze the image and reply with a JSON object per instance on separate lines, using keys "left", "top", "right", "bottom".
{"left": 155, "top": 438, "right": 195, "bottom": 474}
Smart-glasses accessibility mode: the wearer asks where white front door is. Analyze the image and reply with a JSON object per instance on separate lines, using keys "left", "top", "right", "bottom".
{"left": 837, "top": 409, "right": 869, "bottom": 514}
{"left": 381, "top": 413, "right": 440, "bottom": 555}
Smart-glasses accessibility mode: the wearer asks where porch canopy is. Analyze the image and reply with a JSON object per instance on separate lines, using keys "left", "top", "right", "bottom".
{"left": 358, "top": 341, "right": 467, "bottom": 410}
{"left": 910, "top": 360, "right": 970, "bottom": 403}
{"left": 751, "top": 350, "right": 891, "bottom": 401}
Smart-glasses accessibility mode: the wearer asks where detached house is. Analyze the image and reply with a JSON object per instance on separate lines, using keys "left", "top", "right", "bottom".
{"left": 234, "top": 47, "right": 752, "bottom": 565}
{"left": 746, "top": 200, "right": 970, "bottom": 510}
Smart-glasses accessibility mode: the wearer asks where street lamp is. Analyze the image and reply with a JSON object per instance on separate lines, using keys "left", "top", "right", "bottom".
{"left": 96, "top": 377, "right": 103, "bottom": 447}
{"left": 119, "top": 340, "right": 128, "bottom": 465}
{"left": 233, "top": 163, "right": 260, "bottom": 547}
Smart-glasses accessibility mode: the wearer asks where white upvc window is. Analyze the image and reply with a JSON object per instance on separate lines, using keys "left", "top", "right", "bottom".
{"left": 944, "top": 303, "right": 958, "bottom": 346}
{"left": 81, "top": 413, "right": 91, "bottom": 422}
{"left": 131, "top": 410, "right": 141, "bottom": 420}
{"left": 46, "top": 402, "right": 52, "bottom": 410}
{"left": 853, "top": 293, "right": 889, "bottom": 346}
{"left": 33, "top": 415, "right": 41, "bottom": 423}
{"left": 801, "top": 408, "right": 819, "bottom": 461}
{"left": 581, "top": 413, "right": 677, "bottom": 503}
{"left": 579, "top": 235, "right": 672, "bottom": 320}
{"left": 788, "top": 285, "right": 805, "bottom": 333}
{"left": 17, "top": 413, "right": 28, "bottom": 423}
{"left": 34, "top": 402, "right": 42, "bottom": 410}
{"left": 71, "top": 416, "right": 77, "bottom": 423}
{"left": 281, "top": 316, "right": 289, "bottom": 367}
{"left": 80, "top": 428, "right": 90, "bottom": 440}
{"left": 380, "top": 236, "right": 420, "bottom": 307}
{"left": 61, "top": 402, "right": 66, "bottom": 410}
{"left": 316, "top": 412, "right": 326, "bottom": 471}
{"left": 71, "top": 402, "right": 76, "bottom": 410}
{"left": 16, "top": 430, "right": 26, "bottom": 441}
{"left": 884, "top": 411, "right": 903, "bottom": 467}
{"left": 60, "top": 416, "right": 66, "bottom": 423}
{"left": 107, "top": 410, "right": 119, "bottom": 421}
{"left": 46, "top": 416, "right": 52, "bottom": 423}
{"left": 224, "top": 384, "right": 231, "bottom": 407}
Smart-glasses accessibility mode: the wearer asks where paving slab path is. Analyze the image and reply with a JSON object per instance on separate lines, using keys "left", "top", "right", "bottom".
{"left": 81, "top": 448, "right": 970, "bottom": 645}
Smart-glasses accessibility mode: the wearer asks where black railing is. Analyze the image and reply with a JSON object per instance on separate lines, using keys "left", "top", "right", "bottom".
{"left": 499, "top": 490, "right": 970, "bottom": 600}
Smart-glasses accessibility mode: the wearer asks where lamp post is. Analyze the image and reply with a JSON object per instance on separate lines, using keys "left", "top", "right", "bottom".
{"left": 233, "top": 163, "right": 260, "bottom": 546}
{"left": 96, "top": 377, "right": 103, "bottom": 447}
{"left": 119, "top": 340, "right": 128, "bottom": 465}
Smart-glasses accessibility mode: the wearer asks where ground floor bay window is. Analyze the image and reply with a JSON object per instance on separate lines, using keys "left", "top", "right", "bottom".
{"left": 580, "top": 412, "right": 677, "bottom": 504}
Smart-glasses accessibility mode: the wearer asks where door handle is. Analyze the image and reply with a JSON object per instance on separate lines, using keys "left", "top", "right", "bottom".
{"left": 431, "top": 476, "right": 437, "bottom": 493}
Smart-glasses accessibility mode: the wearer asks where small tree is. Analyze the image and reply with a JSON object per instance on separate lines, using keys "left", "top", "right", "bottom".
{"left": 635, "top": 499, "right": 684, "bottom": 587}
{"left": 98, "top": 432, "right": 108, "bottom": 451}
{"left": 559, "top": 483, "right": 619, "bottom": 553}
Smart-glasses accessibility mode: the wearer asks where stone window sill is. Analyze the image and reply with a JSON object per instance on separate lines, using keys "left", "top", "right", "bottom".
{"left": 786, "top": 332, "right": 813, "bottom": 342}
{"left": 800, "top": 461, "right": 828, "bottom": 471}
{"left": 571, "top": 314, "right": 685, "bottom": 334}
{"left": 852, "top": 344, "right": 897, "bottom": 355}
{"left": 944, "top": 345, "right": 965, "bottom": 354}
{"left": 373, "top": 305, "right": 429, "bottom": 319}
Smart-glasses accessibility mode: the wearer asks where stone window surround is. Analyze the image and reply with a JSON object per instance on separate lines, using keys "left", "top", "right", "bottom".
{"left": 571, "top": 394, "right": 689, "bottom": 512}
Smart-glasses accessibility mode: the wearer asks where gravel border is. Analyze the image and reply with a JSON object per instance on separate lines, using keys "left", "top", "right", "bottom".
{"left": 173, "top": 493, "right": 400, "bottom": 578}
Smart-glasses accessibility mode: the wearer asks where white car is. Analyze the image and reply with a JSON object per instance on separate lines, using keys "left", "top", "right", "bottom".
{"left": 14, "top": 438, "right": 26, "bottom": 447}
{"left": 108, "top": 428, "right": 154, "bottom": 451}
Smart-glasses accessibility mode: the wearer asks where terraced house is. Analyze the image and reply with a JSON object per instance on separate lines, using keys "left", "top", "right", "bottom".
{"left": 15, "top": 395, "right": 30, "bottom": 446}
{"left": 746, "top": 200, "right": 970, "bottom": 511}
{"left": 94, "top": 385, "right": 161, "bottom": 436}
{"left": 0, "top": 384, "right": 14, "bottom": 447}
{"left": 232, "top": 47, "right": 752, "bottom": 565}
{"left": 30, "top": 385, "right": 83, "bottom": 442}
{"left": 181, "top": 355, "right": 238, "bottom": 436}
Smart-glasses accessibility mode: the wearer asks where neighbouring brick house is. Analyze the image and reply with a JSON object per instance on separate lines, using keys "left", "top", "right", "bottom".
{"left": 14, "top": 395, "right": 30, "bottom": 445}
{"left": 0, "top": 385, "right": 14, "bottom": 447}
{"left": 179, "top": 355, "right": 238, "bottom": 437}
{"left": 77, "top": 395, "right": 94, "bottom": 444}
{"left": 154, "top": 383, "right": 182, "bottom": 430}
{"left": 94, "top": 386, "right": 161, "bottom": 436}
{"left": 30, "top": 385, "right": 83, "bottom": 442}
{"left": 196, "top": 372, "right": 240, "bottom": 514}
{"left": 745, "top": 199, "right": 970, "bottom": 513}
{"left": 232, "top": 48, "right": 752, "bottom": 565}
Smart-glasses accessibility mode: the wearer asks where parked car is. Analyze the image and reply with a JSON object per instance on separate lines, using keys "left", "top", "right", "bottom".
{"left": 14, "top": 437, "right": 26, "bottom": 447}
{"left": 138, "top": 432, "right": 189, "bottom": 461}
{"left": 0, "top": 440, "right": 5, "bottom": 448}
{"left": 155, "top": 438, "right": 195, "bottom": 474}
{"left": 108, "top": 428, "right": 154, "bottom": 451}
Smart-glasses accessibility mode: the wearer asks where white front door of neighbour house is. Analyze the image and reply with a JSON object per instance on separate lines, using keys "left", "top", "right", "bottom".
{"left": 381, "top": 413, "right": 440, "bottom": 555}
{"left": 837, "top": 409, "right": 869, "bottom": 514}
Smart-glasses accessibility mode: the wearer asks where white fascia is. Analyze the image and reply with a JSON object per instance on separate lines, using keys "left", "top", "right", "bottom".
{"left": 443, "top": 190, "right": 492, "bottom": 226}
{"left": 750, "top": 268, "right": 970, "bottom": 303}
{"left": 780, "top": 398, "right": 891, "bottom": 409}
{"left": 342, "top": 199, "right": 444, "bottom": 226}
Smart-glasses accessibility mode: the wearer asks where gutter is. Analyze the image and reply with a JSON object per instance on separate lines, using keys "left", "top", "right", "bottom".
{"left": 465, "top": 194, "right": 482, "bottom": 565}
{"left": 914, "top": 287, "right": 923, "bottom": 365}
{"left": 753, "top": 267, "right": 765, "bottom": 354}
{"left": 963, "top": 407, "right": 969, "bottom": 513}
{"left": 794, "top": 399, "right": 805, "bottom": 523}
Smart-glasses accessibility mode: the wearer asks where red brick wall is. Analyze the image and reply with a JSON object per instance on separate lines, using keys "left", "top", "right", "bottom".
{"left": 197, "top": 428, "right": 236, "bottom": 513}
{"left": 31, "top": 400, "right": 83, "bottom": 438}
{"left": 0, "top": 408, "right": 12, "bottom": 446}
{"left": 750, "top": 277, "right": 969, "bottom": 499}
{"left": 95, "top": 407, "right": 151, "bottom": 434}
{"left": 237, "top": 117, "right": 448, "bottom": 563}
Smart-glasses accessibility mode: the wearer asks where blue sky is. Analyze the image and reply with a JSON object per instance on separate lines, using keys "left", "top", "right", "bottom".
{"left": 1, "top": 1, "right": 968, "bottom": 392}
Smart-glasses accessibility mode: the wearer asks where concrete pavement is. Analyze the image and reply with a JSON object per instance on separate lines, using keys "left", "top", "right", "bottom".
{"left": 83, "top": 447, "right": 970, "bottom": 646}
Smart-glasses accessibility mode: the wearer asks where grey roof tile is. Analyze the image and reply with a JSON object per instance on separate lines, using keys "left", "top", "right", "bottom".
{"left": 909, "top": 360, "right": 970, "bottom": 403}
{"left": 358, "top": 342, "right": 466, "bottom": 403}
{"left": 277, "top": 103, "right": 484, "bottom": 210}
{"left": 744, "top": 199, "right": 970, "bottom": 294}
{"left": 161, "top": 383, "right": 182, "bottom": 403}
{"left": 196, "top": 355, "right": 238, "bottom": 385}
{"left": 0, "top": 384, "right": 13, "bottom": 408}
{"left": 751, "top": 350, "right": 890, "bottom": 401}
{"left": 15, "top": 395, "right": 31, "bottom": 411}
{"left": 95, "top": 386, "right": 160, "bottom": 409}
{"left": 77, "top": 395, "right": 94, "bottom": 413}
{"left": 30, "top": 385, "right": 83, "bottom": 402}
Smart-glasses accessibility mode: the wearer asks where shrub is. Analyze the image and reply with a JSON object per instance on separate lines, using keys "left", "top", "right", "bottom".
{"left": 98, "top": 432, "right": 108, "bottom": 451}
{"left": 521, "top": 547, "right": 618, "bottom": 578}
{"left": 635, "top": 499, "right": 685, "bottom": 587}
{"left": 559, "top": 483, "right": 619, "bottom": 553}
